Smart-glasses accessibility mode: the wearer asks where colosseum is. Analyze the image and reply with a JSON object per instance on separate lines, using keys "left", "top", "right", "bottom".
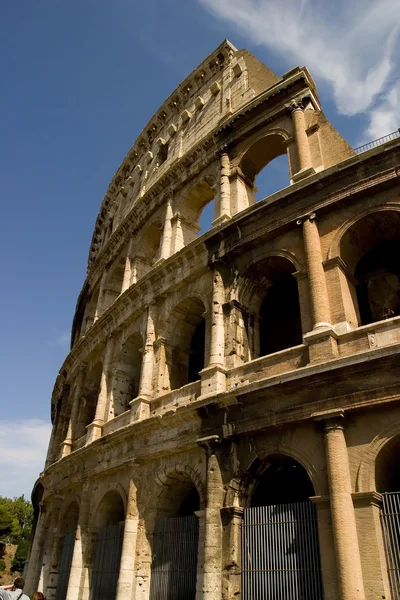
{"left": 25, "top": 40, "right": 400, "bottom": 600}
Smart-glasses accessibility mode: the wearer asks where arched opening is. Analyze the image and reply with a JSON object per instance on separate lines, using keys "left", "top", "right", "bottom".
{"left": 179, "top": 178, "right": 215, "bottom": 244}
{"left": 241, "top": 455, "right": 323, "bottom": 600}
{"left": 340, "top": 211, "right": 400, "bottom": 326}
{"left": 74, "top": 361, "right": 102, "bottom": 441}
{"left": 54, "top": 502, "right": 79, "bottom": 600}
{"left": 82, "top": 287, "right": 100, "bottom": 333}
{"left": 168, "top": 297, "right": 206, "bottom": 390}
{"left": 141, "top": 219, "right": 163, "bottom": 269}
{"left": 376, "top": 435, "right": 400, "bottom": 597}
{"left": 244, "top": 256, "right": 302, "bottom": 358}
{"left": 90, "top": 491, "right": 125, "bottom": 600}
{"left": 110, "top": 333, "right": 143, "bottom": 418}
{"left": 102, "top": 255, "right": 125, "bottom": 312}
{"left": 237, "top": 134, "right": 288, "bottom": 209}
{"left": 150, "top": 479, "right": 200, "bottom": 600}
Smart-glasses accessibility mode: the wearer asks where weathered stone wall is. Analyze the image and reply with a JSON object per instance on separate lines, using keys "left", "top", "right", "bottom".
{"left": 28, "top": 40, "right": 400, "bottom": 600}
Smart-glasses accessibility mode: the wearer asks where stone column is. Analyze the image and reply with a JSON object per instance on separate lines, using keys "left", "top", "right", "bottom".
{"left": 130, "top": 304, "right": 156, "bottom": 420}
{"left": 121, "top": 240, "right": 134, "bottom": 293}
{"left": 213, "top": 153, "right": 231, "bottom": 226}
{"left": 299, "top": 214, "right": 338, "bottom": 361}
{"left": 116, "top": 474, "right": 140, "bottom": 600}
{"left": 159, "top": 198, "right": 173, "bottom": 260}
{"left": 196, "top": 436, "right": 224, "bottom": 599}
{"left": 94, "top": 270, "right": 108, "bottom": 320}
{"left": 65, "top": 485, "right": 91, "bottom": 600}
{"left": 171, "top": 213, "right": 184, "bottom": 253}
{"left": 46, "top": 497, "right": 65, "bottom": 600}
{"left": 25, "top": 503, "right": 48, "bottom": 597}
{"left": 314, "top": 410, "right": 365, "bottom": 600}
{"left": 289, "top": 100, "right": 315, "bottom": 181}
{"left": 60, "top": 367, "right": 87, "bottom": 457}
{"left": 200, "top": 270, "right": 227, "bottom": 396}
{"left": 86, "top": 336, "right": 115, "bottom": 443}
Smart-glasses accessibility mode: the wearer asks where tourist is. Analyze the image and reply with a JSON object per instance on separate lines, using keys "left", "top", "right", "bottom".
{"left": 0, "top": 577, "right": 30, "bottom": 599}
{"left": 32, "top": 593, "right": 46, "bottom": 600}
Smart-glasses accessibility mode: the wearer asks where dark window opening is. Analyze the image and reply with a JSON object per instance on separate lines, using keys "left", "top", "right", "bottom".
{"left": 188, "top": 318, "right": 205, "bottom": 383}
{"left": 355, "top": 238, "right": 400, "bottom": 325}
{"left": 259, "top": 274, "right": 302, "bottom": 356}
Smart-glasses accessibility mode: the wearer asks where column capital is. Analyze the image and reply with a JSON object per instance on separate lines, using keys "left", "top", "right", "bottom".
{"left": 296, "top": 212, "right": 317, "bottom": 226}
{"left": 196, "top": 434, "right": 222, "bottom": 455}
{"left": 312, "top": 409, "right": 347, "bottom": 431}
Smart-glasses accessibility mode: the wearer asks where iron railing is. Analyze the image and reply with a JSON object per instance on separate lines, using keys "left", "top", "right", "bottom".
{"left": 355, "top": 130, "right": 400, "bottom": 154}
{"left": 241, "top": 502, "right": 324, "bottom": 600}
{"left": 381, "top": 492, "right": 400, "bottom": 600}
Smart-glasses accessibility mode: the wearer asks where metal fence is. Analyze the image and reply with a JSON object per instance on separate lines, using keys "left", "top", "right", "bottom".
{"left": 149, "top": 515, "right": 199, "bottom": 600}
{"left": 381, "top": 492, "right": 400, "bottom": 600}
{"left": 355, "top": 130, "right": 400, "bottom": 154}
{"left": 55, "top": 531, "right": 75, "bottom": 600}
{"left": 241, "top": 502, "right": 324, "bottom": 600}
{"left": 89, "top": 523, "right": 124, "bottom": 600}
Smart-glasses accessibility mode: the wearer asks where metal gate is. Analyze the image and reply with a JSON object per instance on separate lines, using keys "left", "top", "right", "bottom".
{"left": 241, "top": 502, "right": 324, "bottom": 600}
{"left": 55, "top": 531, "right": 75, "bottom": 600}
{"left": 381, "top": 492, "right": 400, "bottom": 600}
{"left": 89, "top": 522, "right": 124, "bottom": 600}
{"left": 149, "top": 515, "right": 199, "bottom": 600}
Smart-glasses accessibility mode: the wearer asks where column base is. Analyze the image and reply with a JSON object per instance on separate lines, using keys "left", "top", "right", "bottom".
{"left": 212, "top": 214, "right": 231, "bottom": 227}
{"left": 291, "top": 166, "right": 316, "bottom": 183}
{"left": 199, "top": 364, "right": 227, "bottom": 398}
{"left": 86, "top": 421, "right": 102, "bottom": 444}
{"left": 60, "top": 439, "right": 72, "bottom": 458}
{"left": 129, "top": 395, "right": 151, "bottom": 422}
{"left": 303, "top": 326, "right": 339, "bottom": 363}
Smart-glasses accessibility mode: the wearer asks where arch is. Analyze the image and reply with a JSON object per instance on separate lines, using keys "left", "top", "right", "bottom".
{"left": 154, "top": 463, "right": 206, "bottom": 511}
{"left": 102, "top": 254, "right": 126, "bottom": 312}
{"left": 234, "top": 130, "right": 290, "bottom": 208}
{"left": 81, "top": 287, "right": 100, "bottom": 332}
{"left": 333, "top": 208, "right": 400, "bottom": 326}
{"left": 357, "top": 420, "right": 400, "bottom": 492}
{"left": 139, "top": 217, "right": 163, "bottom": 270}
{"left": 94, "top": 490, "right": 126, "bottom": 528}
{"left": 239, "top": 254, "right": 303, "bottom": 358}
{"left": 74, "top": 361, "right": 103, "bottom": 440}
{"left": 166, "top": 296, "right": 207, "bottom": 390}
{"left": 110, "top": 332, "right": 143, "bottom": 417}
{"left": 176, "top": 177, "right": 216, "bottom": 246}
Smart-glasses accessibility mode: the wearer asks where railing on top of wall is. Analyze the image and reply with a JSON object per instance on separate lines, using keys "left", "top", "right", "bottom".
{"left": 355, "top": 130, "right": 400, "bottom": 154}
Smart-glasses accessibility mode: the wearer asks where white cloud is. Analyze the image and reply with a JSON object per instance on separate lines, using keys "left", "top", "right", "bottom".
{"left": 199, "top": 0, "right": 400, "bottom": 138}
{"left": 48, "top": 329, "right": 70, "bottom": 348}
{"left": 0, "top": 419, "right": 52, "bottom": 499}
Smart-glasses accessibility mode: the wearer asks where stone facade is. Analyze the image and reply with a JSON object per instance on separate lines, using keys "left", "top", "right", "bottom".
{"left": 26, "top": 40, "right": 400, "bottom": 600}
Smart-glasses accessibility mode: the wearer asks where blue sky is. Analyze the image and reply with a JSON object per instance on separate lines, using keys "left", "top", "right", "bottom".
{"left": 1, "top": 0, "right": 399, "bottom": 499}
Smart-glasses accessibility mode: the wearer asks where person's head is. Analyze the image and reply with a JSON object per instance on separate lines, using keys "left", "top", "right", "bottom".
{"left": 13, "top": 578, "right": 25, "bottom": 590}
{"left": 32, "top": 593, "right": 46, "bottom": 600}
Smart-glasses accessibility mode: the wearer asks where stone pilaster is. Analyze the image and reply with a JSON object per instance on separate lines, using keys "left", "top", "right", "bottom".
{"left": 60, "top": 367, "right": 87, "bottom": 457}
{"left": 130, "top": 304, "right": 156, "bottom": 420}
{"left": 116, "top": 474, "right": 140, "bottom": 600}
{"left": 94, "top": 270, "right": 108, "bottom": 320}
{"left": 86, "top": 336, "right": 115, "bottom": 443}
{"left": 299, "top": 213, "right": 338, "bottom": 361}
{"left": 43, "top": 496, "right": 64, "bottom": 600}
{"left": 171, "top": 213, "right": 184, "bottom": 253}
{"left": 221, "top": 506, "right": 243, "bottom": 600}
{"left": 65, "top": 485, "right": 91, "bottom": 600}
{"left": 200, "top": 270, "right": 227, "bottom": 397}
{"left": 314, "top": 410, "right": 365, "bottom": 600}
{"left": 25, "top": 502, "right": 48, "bottom": 597}
{"left": 121, "top": 239, "right": 134, "bottom": 293}
{"left": 196, "top": 436, "right": 224, "bottom": 600}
